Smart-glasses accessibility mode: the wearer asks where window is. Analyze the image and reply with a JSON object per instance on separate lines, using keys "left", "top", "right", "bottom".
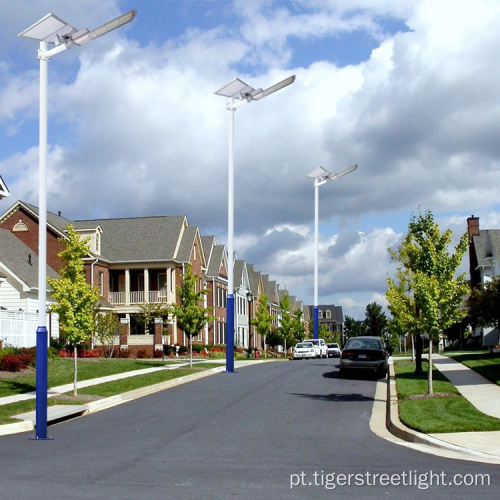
{"left": 13, "top": 220, "right": 29, "bottom": 232}
{"left": 98, "top": 272, "right": 104, "bottom": 296}
{"left": 326, "top": 309, "right": 331, "bottom": 319}
{"left": 95, "top": 231, "right": 101, "bottom": 253}
{"left": 318, "top": 310, "right": 323, "bottom": 319}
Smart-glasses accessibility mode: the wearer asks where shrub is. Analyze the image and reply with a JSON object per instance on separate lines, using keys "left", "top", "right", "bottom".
{"left": 0, "top": 351, "right": 35, "bottom": 372}
{"left": 81, "top": 349, "right": 100, "bottom": 358}
{"left": 119, "top": 348, "right": 130, "bottom": 358}
{"left": 153, "top": 349, "right": 164, "bottom": 358}
{"left": 136, "top": 349, "right": 149, "bottom": 359}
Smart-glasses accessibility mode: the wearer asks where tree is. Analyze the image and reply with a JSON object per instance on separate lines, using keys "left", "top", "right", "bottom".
{"left": 364, "top": 302, "right": 388, "bottom": 337}
{"left": 171, "top": 264, "right": 212, "bottom": 367}
{"left": 386, "top": 210, "right": 468, "bottom": 394}
{"left": 277, "top": 294, "right": 294, "bottom": 352}
{"left": 291, "top": 310, "right": 306, "bottom": 344}
{"left": 468, "top": 277, "right": 500, "bottom": 345}
{"left": 251, "top": 293, "right": 275, "bottom": 356}
{"left": 343, "top": 315, "right": 366, "bottom": 340}
{"left": 94, "top": 312, "right": 120, "bottom": 358}
{"left": 48, "top": 224, "right": 100, "bottom": 396}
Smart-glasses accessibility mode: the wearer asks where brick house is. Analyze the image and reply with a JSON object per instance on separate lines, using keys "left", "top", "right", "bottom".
{"left": 201, "top": 236, "right": 228, "bottom": 346}
{"left": 0, "top": 201, "right": 207, "bottom": 355}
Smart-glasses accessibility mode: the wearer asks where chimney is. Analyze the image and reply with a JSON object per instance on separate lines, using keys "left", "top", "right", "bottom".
{"left": 467, "top": 215, "right": 480, "bottom": 243}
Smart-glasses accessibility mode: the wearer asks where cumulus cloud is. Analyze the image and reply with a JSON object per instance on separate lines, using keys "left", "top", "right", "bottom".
{"left": 2, "top": 0, "right": 500, "bottom": 319}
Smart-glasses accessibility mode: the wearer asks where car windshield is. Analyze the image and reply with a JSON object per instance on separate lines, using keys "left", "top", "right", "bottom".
{"left": 328, "top": 344, "right": 338, "bottom": 348}
{"left": 297, "top": 343, "right": 312, "bottom": 348}
{"left": 345, "top": 339, "right": 382, "bottom": 350}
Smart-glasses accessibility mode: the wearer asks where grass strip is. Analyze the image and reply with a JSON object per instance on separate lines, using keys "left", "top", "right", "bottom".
{"left": 0, "top": 358, "right": 176, "bottom": 398}
{"left": 74, "top": 363, "right": 224, "bottom": 398}
{"left": 394, "top": 360, "right": 500, "bottom": 433}
{"left": 447, "top": 353, "right": 500, "bottom": 386}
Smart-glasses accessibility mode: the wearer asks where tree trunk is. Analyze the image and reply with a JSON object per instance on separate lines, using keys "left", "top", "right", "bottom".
{"left": 189, "top": 335, "right": 193, "bottom": 368}
{"left": 414, "top": 334, "right": 424, "bottom": 375}
{"left": 73, "top": 345, "right": 78, "bottom": 397}
{"left": 427, "top": 337, "right": 433, "bottom": 395}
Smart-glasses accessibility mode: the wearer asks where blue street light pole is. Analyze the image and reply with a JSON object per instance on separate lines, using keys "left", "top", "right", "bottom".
{"left": 215, "top": 76, "right": 295, "bottom": 372}
{"left": 19, "top": 9, "right": 136, "bottom": 440}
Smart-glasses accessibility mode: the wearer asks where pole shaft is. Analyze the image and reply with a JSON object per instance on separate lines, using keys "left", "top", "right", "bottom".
{"left": 314, "top": 182, "right": 319, "bottom": 339}
{"left": 226, "top": 100, "right": 235, "bottom": 372}
{"left": 36, "top": 42, "right": 48, "bottom": 439}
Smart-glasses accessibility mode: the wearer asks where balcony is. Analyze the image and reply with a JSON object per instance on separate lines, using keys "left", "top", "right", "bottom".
{"left": 108, "top": 290, "right": 168, "bottom": 305}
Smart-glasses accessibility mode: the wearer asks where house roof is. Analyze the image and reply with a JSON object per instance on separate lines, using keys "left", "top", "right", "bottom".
{"left": 72, "top": 215, "right": 188, "bottom": 262}
{"left": 0, "top": 175, "right": 10, "bottom": 199}
{"left": 247, "top": 264, "right": 262, "bottom": 297}
{"left": 307, "top": 304, "right": 344, "bottom": 323}
{"left": 205, "top": 244, "right": 226, "bottom": 279}
{"left": 0, "top": 229, "right": 59, "bottom": 288}
{"left": 472, "top": 229, "right": 500, "bottom": 268}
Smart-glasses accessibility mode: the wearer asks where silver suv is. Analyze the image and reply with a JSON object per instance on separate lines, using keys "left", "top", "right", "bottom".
{"left": 305, "top": 338, "right": 328, "bottom": 358}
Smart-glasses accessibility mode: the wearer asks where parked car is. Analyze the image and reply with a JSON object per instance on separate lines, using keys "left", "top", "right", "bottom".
{"left": 339, "top": 336, "right": 388, "bottom": 378}
{"left": 327, "top": 342, "right": 341, "bottom": 358}
{"left": 304, "top": 338, "right": 328, "bottom": 358}
{"left": 293, "top": 342, "right": 316, "bottom": 360}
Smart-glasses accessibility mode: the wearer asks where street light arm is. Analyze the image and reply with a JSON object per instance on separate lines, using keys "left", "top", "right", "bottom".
{"left": 251, "top": 75, "right": 296, "bottom": 101}
{"left": 328, "top": 164, "right": 358, "bottom": 181}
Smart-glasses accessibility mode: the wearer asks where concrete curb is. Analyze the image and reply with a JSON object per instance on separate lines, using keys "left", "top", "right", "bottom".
{"left": 385, "top": 361, "right": 500, "bottom": 463}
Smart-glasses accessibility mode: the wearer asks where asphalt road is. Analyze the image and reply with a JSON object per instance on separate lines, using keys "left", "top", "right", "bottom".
{"left": 1, "top": 358, "right": 498, "bottom": 499}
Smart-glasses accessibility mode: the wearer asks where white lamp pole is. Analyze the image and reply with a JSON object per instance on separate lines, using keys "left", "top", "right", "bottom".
{"left": 19, "top": 9, "right": 136, "bottom": 440}
{"left": 215, "top": 75, "right": 295, "bottom": 372}
{"left": 306, "top": 164, "right": 358, "bottom": 339}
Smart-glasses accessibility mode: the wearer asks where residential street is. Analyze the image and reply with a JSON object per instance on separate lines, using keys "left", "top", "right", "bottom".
{"left": 1, "top": 359, "right": 498, "bottom": 499}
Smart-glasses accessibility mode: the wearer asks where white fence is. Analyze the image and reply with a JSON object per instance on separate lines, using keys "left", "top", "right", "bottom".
{"left": 0, "top": 310, "right": 59, "bottom": 348}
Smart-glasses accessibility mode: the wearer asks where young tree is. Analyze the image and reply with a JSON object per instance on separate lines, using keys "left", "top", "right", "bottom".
{"left": 278, "top": 294, "right": 294, "bottom": 353}
{"left": 291, "top": 310, "right": 306, "bottom": 344}
{"left": 94, "top": 312, "right": 121, "bottom": 358}
{"left": 251, "top": 293, "right": 275, "bottom": 357}
{"left": 48, "top": 224, "right": 100, "bottom": 396}
{"left": 171, "top": 264, "right": 212, "bottom": 367}
{"left": 386, "top": 210, "right": 468, "bottom": 394}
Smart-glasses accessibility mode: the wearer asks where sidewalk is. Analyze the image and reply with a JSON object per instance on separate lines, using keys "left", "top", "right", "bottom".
{"left": 383, "top": 353, "right": 500, "bottom": 463}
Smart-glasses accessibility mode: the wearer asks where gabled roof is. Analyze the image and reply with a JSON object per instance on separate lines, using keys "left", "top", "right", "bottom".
{"left": 205, "top": 244, "right": 227, "bottom": 280}
{"left": 176, "top": 226, "right": 206, "bottom": 268}
{"left": 247, "top": 263, "right": 262, "bottom": 297}
{"left": 0, "top": 229, "right": 59, "bottom": 289}
{"left": 261, "top": 274, "right": 279, "bottom": 305}
{"left": 308, "top": 304, "right": 344, "bottom": 323}
{"left": 0, "top": 200, "right": 70, "bottom": 237}
{"left": 72, "top": 215, "right": 188, "bottom": 262}
{"left": 472, "top": 229, "right": 500, "bottom": 268}
{"left": 0, "top": 176, "right": 10, "bottom": 199}
{"left": 234, "top": 259, "right": 250, "bottom": 290}
{"left": 201, "top": 236, "right": 216, "bottom": 265}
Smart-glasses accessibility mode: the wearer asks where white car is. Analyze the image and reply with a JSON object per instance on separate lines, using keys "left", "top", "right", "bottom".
{"left": 293, "top": 342, "right": 316, "bottom": 360}
{"left": 305, "top": 338, "right": 328, "bottom": 358}
{"left": 327, "top": 343, "right": 341, "bottom": 358}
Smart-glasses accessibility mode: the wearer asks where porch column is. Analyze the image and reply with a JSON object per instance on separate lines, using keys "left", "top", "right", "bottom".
{"left": 154, "top": 318, "right": 163, "bottom": 351}
{"left": 120, "top": 317, "right": 129, "bottom": 351}
{"left": 144, "top": 268, "right": 150, "bottom": 303}
{"left": 125, "top": 269, "right": 130, "bottom": 306}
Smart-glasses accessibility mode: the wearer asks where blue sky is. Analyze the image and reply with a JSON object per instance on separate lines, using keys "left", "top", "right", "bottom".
{"left": 2, "top": 0, "right": 500, "bottom": 320}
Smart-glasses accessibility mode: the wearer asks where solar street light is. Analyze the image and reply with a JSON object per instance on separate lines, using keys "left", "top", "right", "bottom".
{"left": 306, "top": 164, "right": 358, "bottom": 339}
{"left": 19, "top": 9, "right": 136, "bottom": 440}
{"left": 215, "top": 75, "right": 295, "bottom": 373}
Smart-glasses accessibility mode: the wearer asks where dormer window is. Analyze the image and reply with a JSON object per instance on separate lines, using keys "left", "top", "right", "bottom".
{"left": 95, "top": 231, "right": 101, "bottom": 253}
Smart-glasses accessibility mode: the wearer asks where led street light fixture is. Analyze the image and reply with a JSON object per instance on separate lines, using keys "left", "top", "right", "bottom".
{"left": 19, "top": 10, "right": 136, "bottom": 48}
{"left": 215, "top": 75, "right": 296, "bottom": 102}
{"left": 306, "top": 164, "right": 358, "bottom": 182}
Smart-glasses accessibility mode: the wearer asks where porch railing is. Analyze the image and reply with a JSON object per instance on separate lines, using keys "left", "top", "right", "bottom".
{"left": 108, "top": 291, "right": 169, "bottom": 305}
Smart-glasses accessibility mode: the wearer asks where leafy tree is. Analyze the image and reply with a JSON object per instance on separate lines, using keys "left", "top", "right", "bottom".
{"left": 135, "top": 301, "right": 173, "bottom": 338}
{"left": 277, "top": 294, "right": 295, "bottom": 352}
{"left": 94, "top": 312, "right": 121, "bottom": 358}
{"left": 386, "top": 210, "right": 468, "bottom": 394}
{"left": 343, "top": 315, "right": 366, "bottom": 340}
{"left": 364, "top": 302, "right": 388, "bottom": 337}
{"left": 291, "top": 310, "right": 306, "bottom": 344}
{"left": 251, "top": 293, "right": 275, "bottom": 356}
{"left": 48, "top": 224, "right": 100, "bottom": 396}
{"left": 468, "top": 277, "right": 500, "bottom": 345}
{"left": 171, "top": 264, "right": 212, "bottom": 367}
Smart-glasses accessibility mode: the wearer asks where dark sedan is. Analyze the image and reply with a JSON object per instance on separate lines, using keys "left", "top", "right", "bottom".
{"left": 339, "top": 336, "right": 388, "bottom": 378}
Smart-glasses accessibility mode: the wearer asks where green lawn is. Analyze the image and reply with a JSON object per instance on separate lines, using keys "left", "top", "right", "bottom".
{"left": 394, "top": 360, "right": 500, "bottom": 433}
{"left": 447, "top": 352, "right": 500, "bottom": 386}
{"left": 0, "top": 358, "right": 176, "bottom": 398}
